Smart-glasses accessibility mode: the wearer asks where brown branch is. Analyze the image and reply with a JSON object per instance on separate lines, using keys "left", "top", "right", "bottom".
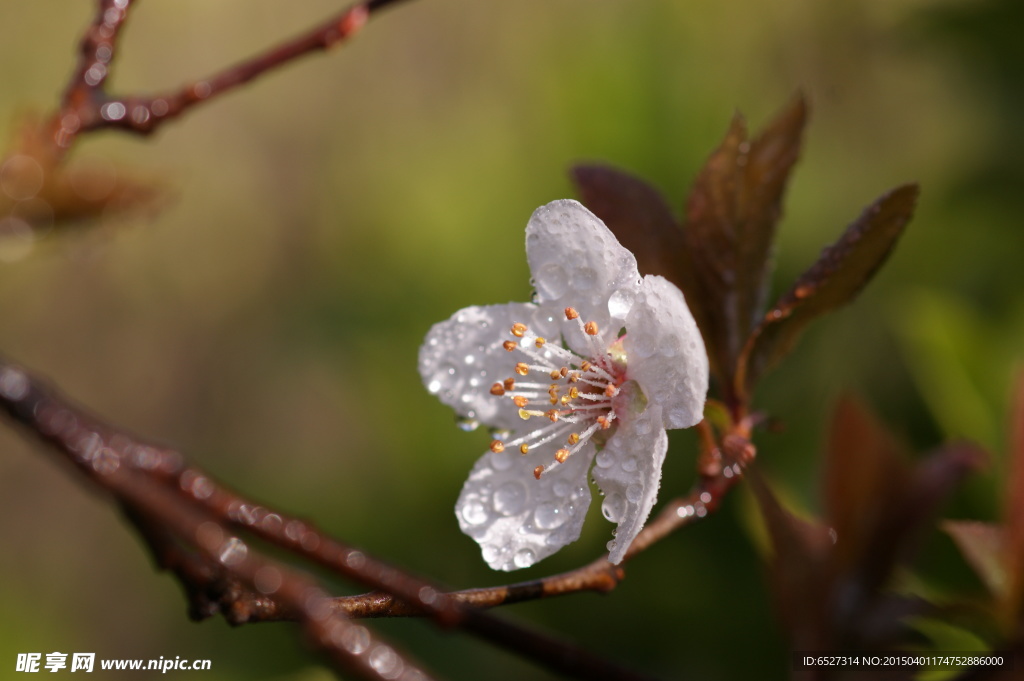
{"left": 46, "top": 0, "right": 416, "bottom": 156}
{"left": 0, "top": 356, "right": 667, "bottom": 681}
{"left": 0, "top": 359, "right": 431, "bottom": 681}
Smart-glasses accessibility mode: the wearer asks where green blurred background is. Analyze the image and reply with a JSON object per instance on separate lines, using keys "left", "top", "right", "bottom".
{"left": 1, "top": 0, "right": 1021, "bottom": 678}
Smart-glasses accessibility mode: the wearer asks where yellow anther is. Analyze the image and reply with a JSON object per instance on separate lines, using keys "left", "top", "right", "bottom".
{"left": 568, "top": 387, "right": 580, "bottom": 399}
{"left": 490, "top": 382, "right": 505, "bottom": 396}
{"left": 515, "top": 363, "right": 529, "bottom": 376}
{"left": 511, "top": 323, "right": 527, "bottom": 337}
{"left": 550, "top": 369, "right": 561, "bottom": 380}
{"left": 559, "top": 367, "right": 569, "bottom": 377}
{"left": 545, "top": 410, "right": 559, "bottom": 422}
{"left": 568, "top": 433, "right": 580, "bottom": 445}
{"left": 604, "top": 384, "right": 618, "bottom": 397}
{"left": 520, "top": 444, "right": 530, "bottom": 455}
{"left": 533, "top": 465, "right": 544, "bottom": 479}
{"left": 513, "top": 395, "right": 529, "bottom": 408}
{"left": 560, "top": 395, "right": 570, "bottom": 405}
{"left": 503, "top": 340, "right": 517, "bottom": 352}
{"left": 584, "top": 321, "right": 599, "bottom": 336}
{"left": 518, "top": 408, "right": 532, "bottom": 420}
{"left": 490, "top": 440, "right": 505, "bottom": 453}
{"left": 581, "top": 361, "right": 591, "bottom": 372}
{"left": 555, "top": 448, "right": 569, "bottom": 463}
{"left": 534, "top": 337, "right": 546, "bottom": 347}
{"left": 504, "top": 378, "right": 516, "bottom": 391}
{"left": 565, "top": 307, "right": 579, "bottom": 320}
{"left": 597, "top": 416, "right": 611, "bottom": 430}
{"left": 568, "top": 372, "right": 580, "bottom": 383}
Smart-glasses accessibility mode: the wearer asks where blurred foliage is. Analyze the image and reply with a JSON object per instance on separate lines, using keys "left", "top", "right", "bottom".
{"left": 1, "top": 0, "right": 1022, "bottom": 679}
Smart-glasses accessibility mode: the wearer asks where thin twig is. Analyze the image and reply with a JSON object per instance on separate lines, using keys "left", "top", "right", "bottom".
{"left": 47, "top": 0, "right": 416, "bottom": 156}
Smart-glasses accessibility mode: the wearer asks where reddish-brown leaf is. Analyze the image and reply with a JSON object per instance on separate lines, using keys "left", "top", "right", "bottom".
{"left": 682, "top": 94, "right": 807, "bottom": 393}
{"left": 822, "top": 396, "right": 909, "bottom": 571}
{"left": 748, "top": 471, "right": 834, "bottom": 649}
{"left": 737, "top": 183, "right": 919, "bottom": 396}
{"left": 570, "top": 165, "right": 682, "bottom": 282}
{"left": 943, "top": 520, "right": 1007, "bottom": 598}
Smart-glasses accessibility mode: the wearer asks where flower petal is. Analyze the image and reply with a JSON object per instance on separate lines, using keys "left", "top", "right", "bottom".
{"left": 624, "top": 275, "right": 709, "bottom": 429}
{"left": 419, "top": 303, "right": 539, "bottom": 431}
{"left": 456, "top": 444, "right": 595, "bottom": 571}
{"left": 526, "top": 199, "right": 642, "bottom": 354}
{"left": 591, "top": 403, "right": 668, "bottom": 564}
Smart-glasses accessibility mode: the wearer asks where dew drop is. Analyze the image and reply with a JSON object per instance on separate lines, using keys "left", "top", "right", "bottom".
{"left": 490, "top": 450, "right": 513, "bottom": 471}
{"left": 602, "top": 493, "right": 626, "bottom": 522}
{"left": 626, "top": 483, "right": 642, "bottom": 503}
{"left": 513, "top": 548, "right": 536, "bottom": 568}
{"left": 608, "top": 288, "right": 636, "bottom": 319}
{"left": 621, "top": 456, "right": 638, "bottom": 472}
{"left": 493, "top": 481, "right": 528, "bottom": 516}
{"left": 534, "top": 502, "right": 566, "bottom": 530}
{"left": 456, "top": 416, "right": 479, "bottom": 432}
{"left": 595, "top": 450, "right": 614, "bottom": 468}
{"left": 482, "top": 545, "right": 500, "bottom": 563}
{"left": 536, "top": 263, "right": 568, "bottom": 298}
{"left": 575, "top": 266, "right": 597, "bottom": 291}
{"left": 553, "top": 480, "right": 570, "bottom": 496}
{"left": 462, "top": 501, "right": 489, "bottom": 526}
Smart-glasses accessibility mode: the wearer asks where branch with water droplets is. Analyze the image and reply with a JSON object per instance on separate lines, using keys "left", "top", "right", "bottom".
{"left": 0, "top": 355, "right": 666, "bottom": 681}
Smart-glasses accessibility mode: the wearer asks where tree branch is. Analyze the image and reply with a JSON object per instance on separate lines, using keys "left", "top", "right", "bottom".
{"left": 47, "top": 0, "right": 416, "bottom": 156}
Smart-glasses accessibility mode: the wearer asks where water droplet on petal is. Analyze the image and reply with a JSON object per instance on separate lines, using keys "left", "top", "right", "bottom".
{"left": 534, "top": 502, "right": 566, "bottom": 530}
{"left": 493, "top": 481, "right": 528, "bottom": 516}
{"left": 456, "top": 416, "right": 479, "bottom": 432}
{"left": 536, "top": 263, "right": 568, "bottom": 298}
{"left": 514, "top": 548, "right": 536, "bottom": 568}
{"left": 490, "top": 450, "right": 513, "bottom": 471}
{"left": 462, "top": 501, "right": 489, "bottom": 526}
{"left": 595, "top": 450, "right": 614, "bottom": 468}
{"left": 575, "top": 266, "right": 597, "bottom": 291}
{"left": 602, "top": 493, "right": 626, "bottom": 522}
{"left": 608, "top": 288, "right": 635, "bottom": 319}
{"left": 626, "top": 483, "right": 642, "bottom": 503}
{"left": 621, "top": 456, "right": 638, "bottom": 472}
{"left": 553, "top": 480, "right": 570, "bottom": 496}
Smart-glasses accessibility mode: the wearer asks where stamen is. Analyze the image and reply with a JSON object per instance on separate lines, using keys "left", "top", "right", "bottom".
{"left": 565, "top": 307, "right": 579, "bottom": 320}
{"left": 520, "top": 444, "right": 530, "bottom": 454}
{"left": 503, "top": 378, "right": 516, "bottom": 391}
{"left": 581, "top": 361, "right": 591, "bottom": 371}
{"left": 555, "top": 448, "right": 569, "bottom": 463}
{"left": 490, "top": 440, "right": 505, "bottom": 453}
{"left": 511, "top": 323, "right": 527, "bottom": 337}
{"left": 503, "top": 340, "right": 517, "bottom": 352}
{"left": 490, "top": 383, "right": 505, "bottom": 396}
{"left": 568, "top": 433, "right": 580, "bottom": 445}
{"left": 597, "top": 416, "right": 611, "bottom": 429}
{"left": 545, "top": 410, "right": 559, "bottom": 422}
{"left": 559, "top": 367, "right": 569, "bottom": 377}
{"left": 512, "top": 396, "right": 529, "bottom": 408}
{"left": 549, "top": 369, "right": 561, "bottom": 380}
{"left": 533, "top": 465, "right": 544, "bottom": 480}
{"left": 568, "top": 387, "right": 580, "bottom": 399}
{"left": 604, "top": 384, "right": 618, "bottom": 397}
{"left": 534, "top": 337, "right": 546, "bottom": 347}
{"left": 584, "top": 321, "right": 599, "bottom": 336}
{"left": 515, "top": 363, "right": 529, "bottom": 376}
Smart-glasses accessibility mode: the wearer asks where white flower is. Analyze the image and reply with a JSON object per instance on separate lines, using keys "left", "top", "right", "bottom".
{"left": 419, "top": 199, "right": 709, "bottom": 571}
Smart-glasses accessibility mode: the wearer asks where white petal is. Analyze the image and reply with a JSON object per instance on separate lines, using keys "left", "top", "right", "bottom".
{"left": 419, "top": 303, "right": 538, "bottom": 432}
{"left": 456, "top": 443, "right": 595, "bottom": 571}
{"left": 624, "top": 275, "right": 709, "bottom": 429}
{"left": 591, "top": 404, "right": 668, "bottom": 564}
{"left": 526, "top": 200, "right": 642, "bottom": 354}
